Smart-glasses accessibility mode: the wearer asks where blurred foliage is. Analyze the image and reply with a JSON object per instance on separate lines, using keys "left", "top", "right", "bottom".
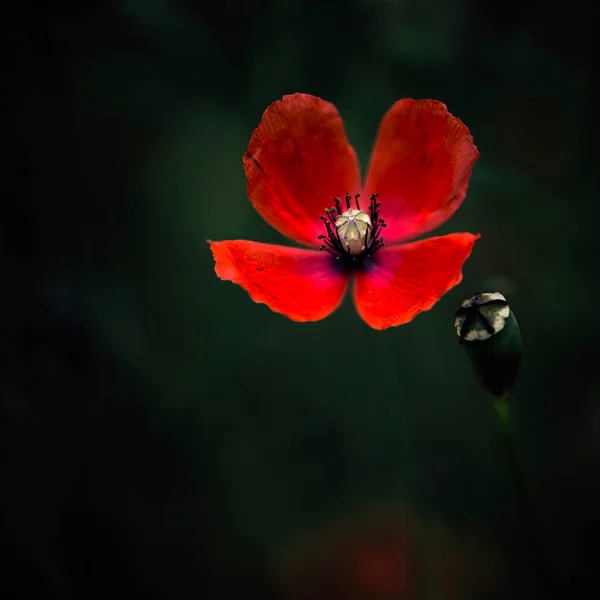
{"left": 3, "top": 0, "right": 599, "bottom": 598}
{"left": 273, "top": 503, "right": 497, "bottom": 600}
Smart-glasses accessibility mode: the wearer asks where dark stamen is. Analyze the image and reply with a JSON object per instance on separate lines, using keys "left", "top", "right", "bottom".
{"left": 317, "top": 192, "right": 386, "bottom": 264}
{"left": 320, "top": 245, "right": 339, "bottom": 257}
{"left": 334, "top": 197, "right": 343, "bottom": 215}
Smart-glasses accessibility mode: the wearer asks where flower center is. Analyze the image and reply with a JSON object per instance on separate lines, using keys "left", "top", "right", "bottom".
{"left": 318, "top": 193, "right": 386, "bottom": 263}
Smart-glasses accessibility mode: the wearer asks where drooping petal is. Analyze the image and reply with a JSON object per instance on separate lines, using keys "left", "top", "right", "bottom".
{"left": 353, "top": 233, "right": 479, "bottom": 330}
{"left": 363, "top": 100, "right": 479, "bottom": 244}
{"left": 208, "top": 239, "right": 348, "bottom": 322}
{"left": 244, "top": 93, "right": 361, "bottom": 247}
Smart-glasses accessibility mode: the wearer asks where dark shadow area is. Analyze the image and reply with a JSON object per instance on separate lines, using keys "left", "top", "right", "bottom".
{"left": 4, "top": 1, "right": 599, "bottom": 597}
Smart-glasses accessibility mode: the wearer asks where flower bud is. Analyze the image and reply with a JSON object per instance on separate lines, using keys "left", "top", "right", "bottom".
{"left": 455, "top": 292, "right": 522, "bottom": 397}
{"left": 335, "top": 209, "right": 372, "bottom": 256}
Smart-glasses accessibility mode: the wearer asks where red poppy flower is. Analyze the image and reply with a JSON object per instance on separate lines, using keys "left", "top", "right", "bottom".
{"left": 209, "top": 93, "right": 480, "bottom": 330}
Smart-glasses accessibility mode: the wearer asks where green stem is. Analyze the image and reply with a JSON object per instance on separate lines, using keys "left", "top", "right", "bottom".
{"left": 379, "top": 340, "right": 414, "bottom": 501}
{"left": 493, "top": 397, "right": 558, "bottom": 600}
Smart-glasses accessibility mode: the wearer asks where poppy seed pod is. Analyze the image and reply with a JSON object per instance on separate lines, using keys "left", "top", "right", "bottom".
{"left": 335, "top": 208, "right": 372, "bottom": 256}
{"left": 455, "top": 292, "right": 522, "bottom": 397}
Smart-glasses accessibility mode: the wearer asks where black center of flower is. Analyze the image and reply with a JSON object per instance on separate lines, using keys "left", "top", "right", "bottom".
{"left": 318, "top": 193, "right": 386, "bottom": 265}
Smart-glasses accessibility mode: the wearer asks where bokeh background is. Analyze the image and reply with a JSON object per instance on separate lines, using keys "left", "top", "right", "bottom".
{"left": 4, "top": 1, "right": 599, "bottom": 598}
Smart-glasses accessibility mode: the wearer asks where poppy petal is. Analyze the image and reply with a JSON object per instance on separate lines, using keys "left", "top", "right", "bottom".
{"left": 208, "top": 239, "right": 348, "bottom": 322}
{"left": 244, "top": 93, "right": 362, "bottom": 247}
{"left": 363, "top": 100, "right": 479, "bottom": 244}
{"left": 353, "top": 233, "right": 479, "bottom": 330}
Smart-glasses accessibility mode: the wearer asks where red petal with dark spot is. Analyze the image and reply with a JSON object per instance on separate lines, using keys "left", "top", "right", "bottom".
{"left": 244, "top": 93, "right": 361, "bottom": 247}
{"left": 363, "top": 100, "right": 479, "bottom": 244}
{"left": 353, "top": 233, "right": 480, "bottom": 330}
{"left": 208, "top": 239, "right": 348, "bottom": 322}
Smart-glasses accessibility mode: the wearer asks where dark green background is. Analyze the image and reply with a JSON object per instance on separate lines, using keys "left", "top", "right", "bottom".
{"left": 4, "top": 1, "right": 599, "bottom": 598}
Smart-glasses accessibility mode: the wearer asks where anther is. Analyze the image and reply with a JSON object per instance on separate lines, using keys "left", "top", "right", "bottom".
{"left": 316, "top": 193, "right": 386, "bottom": 262}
